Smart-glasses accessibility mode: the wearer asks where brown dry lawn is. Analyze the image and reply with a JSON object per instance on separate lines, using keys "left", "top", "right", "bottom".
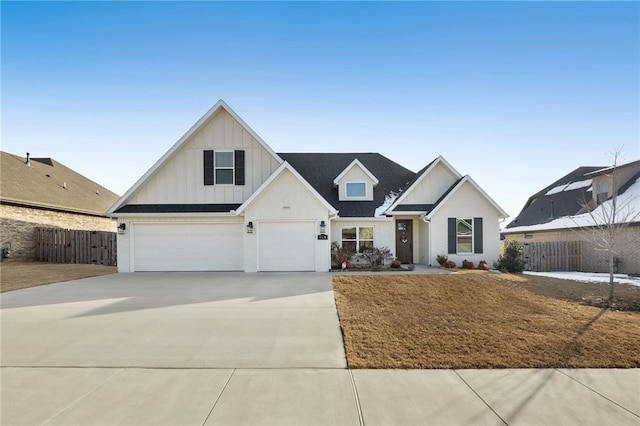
{"left": 0, "top": 261, "right": 117, "bottom": 293}
{"left": 333, "top": 272, "right": 640, "bottom": 369}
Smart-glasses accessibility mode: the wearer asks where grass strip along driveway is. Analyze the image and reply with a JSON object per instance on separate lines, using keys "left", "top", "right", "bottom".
{"left": 333, "top": 272, "right": 640, "bottom": 369}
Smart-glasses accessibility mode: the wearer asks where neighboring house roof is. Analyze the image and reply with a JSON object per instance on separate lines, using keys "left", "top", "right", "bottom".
{"left": 0, "top": 151, "right": 119, "bottom": 216}
{"left": 278, "top": 153, "right": 415, "bottom": 217}
{"left": 504, "top": 162, "right": 640, "bottom": 233}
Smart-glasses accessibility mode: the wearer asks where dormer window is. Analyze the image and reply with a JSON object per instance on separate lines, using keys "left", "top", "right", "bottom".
{"left": 346, "top": 182, "right": 367, "bottom": 198}
{"left": 596, "top": 180, "right": 609, "bottom": 204}
{"left": 334, "top": 159, "right": 379, "bottom": 202}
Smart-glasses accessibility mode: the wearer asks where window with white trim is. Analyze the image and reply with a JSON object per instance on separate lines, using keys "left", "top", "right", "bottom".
{"left": 456, "top": 218, "right": 473, "bottom": 254}
{"left": 346, "top": 182, "right": 366, "bottom": 198}
{"left": 342, "top": 226, "right": 374, "bottom": 253}
{"left": 215, "top": 151, "right": 234, "bottom": 184}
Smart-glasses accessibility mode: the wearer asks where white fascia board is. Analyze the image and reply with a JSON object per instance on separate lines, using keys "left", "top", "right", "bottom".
{"left": 425, "top": 175, "right": 509, "bottom": 220}
{"left": 332, "top": 159, "right": 380, "bottom": 186}
{"left": 386, "top": 156, "right": 462, "bottom": 213}
{"left": 384, "top": 211, "right": 427, "bottom": 216}
{"left": 331, "top": 216, "right": 394, "bottom": 222}
{"left": 108, "top": 212, "right": 237, "bottom": 218}
{"left": 235, "top": 161, "right": 338, "bottom": 216}
{"left": 107, "top": 99, "right": 283, "bottom": 214}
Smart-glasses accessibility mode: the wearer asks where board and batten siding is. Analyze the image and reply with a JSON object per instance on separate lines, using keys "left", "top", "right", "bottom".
{"left": 401, "top": 162, "right": 459, "bottom": 205}
{"left": 429, "top": 180, "right": 502, "bottom": 267}
{"left": 128, "top": 109, "right": 280, "bottom": 205}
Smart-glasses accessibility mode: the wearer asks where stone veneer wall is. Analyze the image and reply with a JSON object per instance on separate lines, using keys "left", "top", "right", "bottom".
{"left": 504, "top": 225, "right": 640, "bottom": 275}
{"left": 0, "top": 204, "right": 117, "bottom": 261}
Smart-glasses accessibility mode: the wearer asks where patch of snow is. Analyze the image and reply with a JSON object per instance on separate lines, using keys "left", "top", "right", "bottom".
{"left": 524, "top": 271, "right": 640, "bottom": 287}
{"left": 505, "top": 177, "right": 640, "bottom": 233}
{"left": 375, "top": 191, "right": 400, "bottom": 217}
{"left": 564, "top": 179, "right": 592, "bottom": 192}
{"left": 544, "top": 179, "right": 592, "bottom": 196}
{"left": 545, "top": 184, "right": 568, "bottom": 195}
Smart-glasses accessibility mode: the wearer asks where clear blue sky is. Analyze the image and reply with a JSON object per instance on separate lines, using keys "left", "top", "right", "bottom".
{"left": 2, "top": 1, "right": 639, "bottom": 224}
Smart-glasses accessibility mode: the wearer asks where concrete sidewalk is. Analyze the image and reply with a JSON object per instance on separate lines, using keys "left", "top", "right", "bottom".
{"left": 2, "top": 367, "right": 638, "bottom": 425}
{"left": 2, "top": 273, "right": 639, "bottom": 425}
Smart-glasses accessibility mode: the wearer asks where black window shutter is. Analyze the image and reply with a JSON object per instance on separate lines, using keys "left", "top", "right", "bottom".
{"left": 234, "top": 150, "right": 245, "bottom": 185}
{"left": 474, "top": 217, "right": 483, "bottom": 253}
{"left": 204, "top": 150, "right": 214, "bottom": 185}
{"left": 447, "top": 218, "right": 456, "bottom": 254}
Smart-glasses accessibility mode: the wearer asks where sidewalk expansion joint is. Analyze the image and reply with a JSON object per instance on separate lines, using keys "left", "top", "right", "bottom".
{"left": 201, "top": 368, "right": 236, "bottom": 426}
{"left": 555, "top": 369, "right": 640, "bottom": 419}
{"left": 454, "top": 370, "right": 509, "bottom": 426}
{"left": 348, "top": 369, "right": 365, "bottom": 426}
{"left": 40, "top": 368, "right": 125, "bottom": 425}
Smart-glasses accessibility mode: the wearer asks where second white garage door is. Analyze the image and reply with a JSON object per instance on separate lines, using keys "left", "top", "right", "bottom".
{"left": 133, "top": 223, "right": 243, "bottom": 271}
{"left": 258, "top": 222, "right": 316, "bottom": 271}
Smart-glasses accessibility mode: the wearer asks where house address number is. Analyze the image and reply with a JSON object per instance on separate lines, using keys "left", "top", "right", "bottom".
{"left": 317, "top": 234, "right": 328, "bottom": 240}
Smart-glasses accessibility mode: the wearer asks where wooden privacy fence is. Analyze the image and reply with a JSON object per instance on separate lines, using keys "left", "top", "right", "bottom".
{"left": 524, "top": 241, "right": 582, "bottom": 272}
{"left": 35, "top": 227, "right": 117, "bottom": 266}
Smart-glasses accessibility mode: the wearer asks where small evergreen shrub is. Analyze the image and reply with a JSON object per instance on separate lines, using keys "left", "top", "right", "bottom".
{"left": 497, "top": 240, "right": 526, "bottom": 273}
{"left": 436, "top": 254, "right": 448, "bottom": 266}
{"left": 390, "top": 259, "right": 402, "bottom": 269}
{"left": 443, "top": 260, "right": 456, "bottom": 269}
{"left": 478, "top": 260, "right": 489, "bottom": 270}
{"left": 462, "top": 259, "right": 475, "bottom": 269}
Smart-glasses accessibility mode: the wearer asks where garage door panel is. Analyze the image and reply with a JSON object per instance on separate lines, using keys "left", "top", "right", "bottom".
{"left": 133, "top": 224, "right": 243, "bottom": 271}
{"left": 259, "top": 222, "right": 315, "bottom": 272}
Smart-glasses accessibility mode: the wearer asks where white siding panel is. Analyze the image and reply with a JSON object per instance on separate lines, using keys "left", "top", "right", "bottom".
{"left": 128, "top": 109, "right": 279, "bottom": 205}
{"left": 133, "top": 223, "right": 243, "bottom": 271}
{"left": 258, "top": 222, "right": 316, "bottom": 271}
{"left": 403, "top": 163, "right": 458, "bottom": 205}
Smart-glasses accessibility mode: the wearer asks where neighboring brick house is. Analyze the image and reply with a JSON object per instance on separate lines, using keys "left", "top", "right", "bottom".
{"left": 0, "top": 151, "right": 120, "bottom": 260}
{"left": 503, "top": 160, "right": 640, "bottom": 274}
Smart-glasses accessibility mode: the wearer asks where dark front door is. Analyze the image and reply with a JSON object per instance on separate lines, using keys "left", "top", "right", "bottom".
{"left": 395, "top": 220, "right": 413, "bottom": 263}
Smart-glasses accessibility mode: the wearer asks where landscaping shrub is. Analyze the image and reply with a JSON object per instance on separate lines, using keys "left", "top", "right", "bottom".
{"left": 443, "top": 260, "right": 456, "bottom": 269}
{"left": 331, "top": 242, "right": 354, "bottom": 269}
{"left": 497, "top": 240, "right": 525, "bottom": 273}
{"left": 390, "top": 259, "right": 402, "bottom": 269}
{"left": 361, "top": 246, "right": 393, "bottom": 271}
{"left": 478, "top": 260, "right": 489, "bottom": 270}
{"left": 462, "top": 259, "right": 475, "bottom": 269}
{"left": 436, "top": 254, "right": 448, "bottom": 266}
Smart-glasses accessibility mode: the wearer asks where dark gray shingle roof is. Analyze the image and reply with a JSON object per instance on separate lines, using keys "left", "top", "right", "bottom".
{"left": 505, "top": 166, "right": 604, "bottom": 229}
{"left": 278, "top": 153, "right": 416, "bottom": 217}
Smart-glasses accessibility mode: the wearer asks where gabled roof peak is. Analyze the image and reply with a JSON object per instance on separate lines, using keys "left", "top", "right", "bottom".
{"left": 333, "top": 158, "right": 379, "bottom": 186}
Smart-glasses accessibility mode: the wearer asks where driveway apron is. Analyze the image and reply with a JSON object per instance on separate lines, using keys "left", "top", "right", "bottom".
{"left": 0, "top": 272, "right": 346, "bottom": 369}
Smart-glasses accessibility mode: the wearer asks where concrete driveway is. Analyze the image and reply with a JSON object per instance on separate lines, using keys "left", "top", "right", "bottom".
{"left": 1, "top": 272, "right": 346, "bottom": 369}
{"left": 3, "top": 273, "right": 638, "bottom": 426}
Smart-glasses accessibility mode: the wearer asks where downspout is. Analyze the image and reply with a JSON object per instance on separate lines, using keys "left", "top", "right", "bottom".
{"left": 421, "top": 214, "right": 431, "bottom": 267}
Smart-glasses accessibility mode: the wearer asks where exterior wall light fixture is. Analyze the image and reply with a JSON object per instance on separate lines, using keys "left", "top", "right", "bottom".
{"left": 320, "top": 220, "right": 326, "bottom": 234}
{"left": 117, "top": 223, "right": 126, "bottom": 234}
{"left": 246, "top": 221, "right": 253, "bottom": 233}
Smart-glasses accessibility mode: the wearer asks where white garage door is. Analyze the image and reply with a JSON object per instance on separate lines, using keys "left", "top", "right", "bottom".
{"left": 258, "top": 222, "right": 316, "bottom": 271}
{"left": 133, "top": 223, "right": 243, "bottom": 271}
